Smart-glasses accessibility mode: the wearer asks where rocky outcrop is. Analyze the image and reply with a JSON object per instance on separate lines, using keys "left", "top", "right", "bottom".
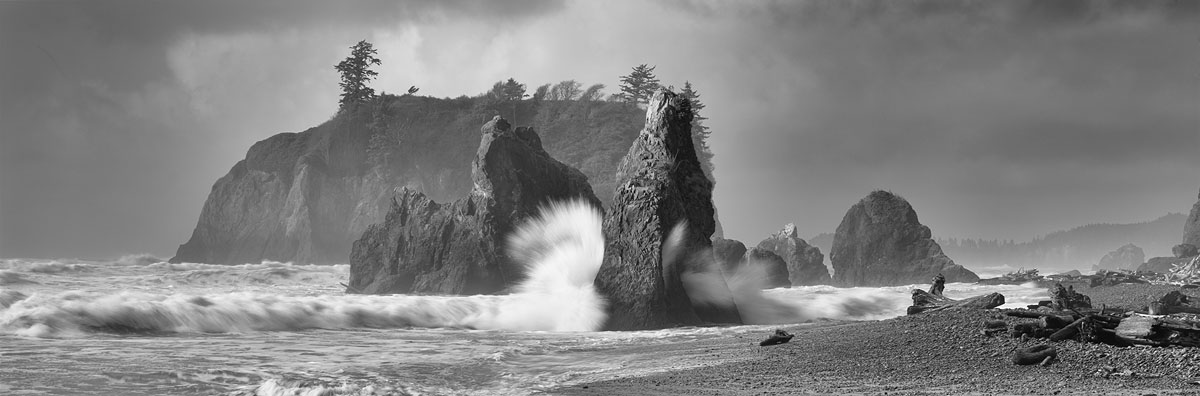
{"left": 1095, "top": 244, "right": 1144, "bottom": 271}
{"left": 594, "top": 90, "right": 741, "bottom": 330}
{"left": 743, "top": 248, "right": 791, "bottom": 289}
{"left": 830, "top": 190, "right": 979, "bottom": 286}
{"left": 1139, "top": 256, "right": 1190, "bottom": 274}
{"left": 1175, "top": 244, "right": 1199, "bottom": 258}
{"left": 172, "top": 95, "right": 641, "bottom": 265}
{"left": 348, "top": 117, "right": 600, "bottom": 294}
{"left": 1186, "top": 188, "right": 1200, "bottom": 247}
{"left": 757, "top": 223, "right": 831, "bottom": 286}
{"left": 711, "top": 238, "right": 747, "bottom": 274}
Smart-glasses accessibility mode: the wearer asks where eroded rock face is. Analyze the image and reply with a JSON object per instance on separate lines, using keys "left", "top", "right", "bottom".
{"left": 1138, "top": 256, "right": 1190, "bottom": 274}
{"left": 757, "top": 224, "right": 831, "bottom": 286}
{"left": 594, "top": 90, "right": 741, "bottom": 330}
{"left": 711, "top": 238, "right": 747, "bottom": 274}
{"left": 1185, "top": 188, "right": 1200, "bottom": 248}
{"left": 743, "top": 248, "right": 791, "bottom": 289}
{"left": 348, "top": 117, "right": 599, "bottom": 295}
{"left": 830, "top": 190, "right": 979, "bottom": 286}
{"left": 1095, "top": 244, "right": 1144, "bottom": 271}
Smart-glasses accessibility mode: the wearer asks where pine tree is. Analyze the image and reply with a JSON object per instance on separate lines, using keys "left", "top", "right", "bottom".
{"left": 617, "top": 64, "right": 661, "bottom": 105}
{"left": 680, "top": 81, "right": 716, "bottom": 182}
{"left": 334, "top": 40, "right": 382, "bottom": 111}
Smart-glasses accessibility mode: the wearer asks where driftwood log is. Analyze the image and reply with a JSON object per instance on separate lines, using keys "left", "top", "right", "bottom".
{"left": 999, "top": 290, "right": 1200, "bottom": 348}
{"left": 907, "top": 289, "right": 1005, "bottom": 315}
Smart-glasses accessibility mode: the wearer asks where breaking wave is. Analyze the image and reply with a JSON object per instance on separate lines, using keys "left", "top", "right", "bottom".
{"left": 0, "top": 200, "right": 608, "bottom": 337}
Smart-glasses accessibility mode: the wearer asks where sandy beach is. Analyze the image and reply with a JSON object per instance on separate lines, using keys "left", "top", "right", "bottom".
{"left": 550, "top": 284, "right": 1200, "bottom": 395}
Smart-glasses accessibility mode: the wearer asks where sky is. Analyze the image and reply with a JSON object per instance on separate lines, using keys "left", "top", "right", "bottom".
{"left": 1, "top": 0, "right": 1197, "bottom": 260}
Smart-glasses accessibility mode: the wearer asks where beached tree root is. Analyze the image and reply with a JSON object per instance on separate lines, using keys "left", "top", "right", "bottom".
{"left": 1012, "top": 344, "right": 1057, "bottom": 365}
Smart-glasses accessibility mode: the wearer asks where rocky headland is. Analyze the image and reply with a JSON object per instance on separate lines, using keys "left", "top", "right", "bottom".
{"left": 830, "top": 190, "right": 979, "bottom": 286}
{"left": 172, "top": 95, "right": 642, "bottom": 265}
{"left": 1186, "top": 188, "right": 1200, "bottom": 247}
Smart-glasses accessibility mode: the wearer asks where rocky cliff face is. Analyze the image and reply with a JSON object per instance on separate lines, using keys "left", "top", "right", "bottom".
{"left": 830, "top": 190, "right": 979, "bottom": 286}
{"left": 1095, "top": 243, "right": 1144, "bottom": 271}
{"left": 172, "top": 95, "right": 641, "bottom": 265}
{"left": 743, "top": 248, "right": 791, "bottom": 289}
{"left": 348, "top": 117, "right": 599, "bottom": 294}
{"left": 594, "top": 90, "right": 741, "bottom": 330}
{"left": 1185, "top": 188, "right": 1200, "bottom": 247}
{"left": 756, "top": 223, "right": 831, "bottom": 286}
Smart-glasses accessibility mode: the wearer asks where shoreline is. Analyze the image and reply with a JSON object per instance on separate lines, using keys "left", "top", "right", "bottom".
{"left": 548, "top": 284, "right": 1200, "bottom": 395}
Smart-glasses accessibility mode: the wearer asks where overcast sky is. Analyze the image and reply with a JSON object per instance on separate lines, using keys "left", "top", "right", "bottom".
{"left": 1, "top": 0, "right": 1197, "bottom": 260}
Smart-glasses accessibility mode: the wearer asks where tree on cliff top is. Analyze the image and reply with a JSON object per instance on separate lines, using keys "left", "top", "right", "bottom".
{"left": 335, "top": 40, "right": 382, "bottom": 111}
{"left": 679, "top": 81, "right": 715, "bottom": 182}
{"left": 617, "top": 64, "right": 660, "bottom": 105}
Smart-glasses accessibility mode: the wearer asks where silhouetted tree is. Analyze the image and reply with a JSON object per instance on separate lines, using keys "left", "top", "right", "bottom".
{"left": 335, "top": 40, "right": 382, "bottom": 111}
{"left": 617, "top": 64, "right": 661, "bottom": 105}
{"left": 680, "top": 81, "right": 715, "bottom": 182}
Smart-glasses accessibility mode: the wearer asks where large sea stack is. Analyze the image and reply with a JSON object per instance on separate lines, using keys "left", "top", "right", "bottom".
{"left": 594, "top": 90, "right": 741, "bottom": 330}
{"left": 757, "top": 224, "right": 831, "bottom": 286}
{"left": 347, "top": 117, "right": 599, "bottom": 294}
{"left": 830, "top": 190, "right": 979, "bottom": 286}
{"left": 1095, "top": 244, "right": 1144, "bottom": 271}
{"left": 1185, "top": 188, "right": 1200, "bottom": 247}
{"left": 171, "top": 95, "right": 641, "bottom": 265}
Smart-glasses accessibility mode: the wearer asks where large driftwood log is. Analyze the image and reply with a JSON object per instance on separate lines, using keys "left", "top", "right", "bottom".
{"left": 907, "top": 289, "right": 1005, "bottom": 315}
{"left": 1148, "top": 291, "right": 1200, "bottom": 315}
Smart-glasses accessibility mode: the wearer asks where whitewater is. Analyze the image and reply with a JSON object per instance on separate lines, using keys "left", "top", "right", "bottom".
{"left": 1, "top": 203, "right": 1051, "bottom": 395}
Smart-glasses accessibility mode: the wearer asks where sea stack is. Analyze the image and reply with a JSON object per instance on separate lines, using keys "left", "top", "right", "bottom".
{"left": 1095, "top": 244, "right": 1144, "bottom": 271}
{"left": 348, "top": 117, "right": 599, "bottom": 294}
{"left": 830, "top": 190, "right": 979, "bottom": 286}
{"left": 742, "top": 248, "right": 791, "bottom": 289}
{"left": 1185, "top": 187, "right": 1200, "bottom": 248}
{"left": 757, "top": 223, "right": 831, "bottom": 286}
{"left": 594, "top": 89, "right": 741, "bottom": 330}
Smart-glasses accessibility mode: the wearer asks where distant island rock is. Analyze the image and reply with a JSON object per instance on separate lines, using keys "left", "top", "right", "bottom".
{"left": 830, "top": 190, "right": 979, "bottom": 286}
{"left": 1095, "top": 243, "right": 1144, "bottom": 272}
{"left": 594, "top": 90, "right": 741, "bottom": 330}
{"left": 347, "top": 117, "right": 600, "bottom": 295}
{"left": 756, "top": 223, "right": 831, "bottom": 286}
{"left": 742, "top": 247, "right": 791, "bottom": 289}
{"left": 171, "top": 95, "right": 642, "bottom": 265}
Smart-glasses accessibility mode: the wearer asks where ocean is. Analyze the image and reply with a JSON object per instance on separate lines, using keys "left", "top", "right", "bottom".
{"left": 0, "top": 202, "right": 1051, "bottom": 395}
{"left": 0, "top": 255, "right": 1050, "bottom": 395}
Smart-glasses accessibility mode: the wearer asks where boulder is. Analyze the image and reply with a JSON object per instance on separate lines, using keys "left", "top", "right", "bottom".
{"left": 1186, "top": 188, "right": 1200, "bottom": 247}
{"left": 348, "top": 117, "right": 600, "bottom": 294}
{"left": 711, "top": 238, "right": 747, "bottom": 274}
{"left": 594, "top": 90, "right": 742, "bottom": 330}
{"left": 830, "top": 190, "right": 979, "bottom": 286}
{"left": 1095, "top": 244, "right": 1144, "bottom": 271}
{"left": 1174, "top": 244, "right": 1199, "bottom": 258}
{"left": 743, "top": 248, "right": 791, "bottom": 289}
{"left": 757, "top": 223, "right": 831, "bottom": 286}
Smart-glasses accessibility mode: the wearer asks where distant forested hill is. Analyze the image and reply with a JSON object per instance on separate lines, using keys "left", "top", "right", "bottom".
{"left": 934, "top": 213, "right": 1186, "bottom": 273}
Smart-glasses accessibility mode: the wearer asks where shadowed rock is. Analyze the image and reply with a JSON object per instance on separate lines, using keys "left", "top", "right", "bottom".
{"left": 830, "top": 190, "right": 979, "bottom": 286}
{"left": 757, "top": 223, "right": 831, "bottom": 286}
{"left": 743, "top": 248, "right": 791, "bottom": 289}
{"left": 348, "top": 117, "right": 600, "bottom": 294}
{"left": 712, "top": 238, "right": 748, "bottom": 274}
{"left": 594, "top": 90, "right": 742, "bottom": 330}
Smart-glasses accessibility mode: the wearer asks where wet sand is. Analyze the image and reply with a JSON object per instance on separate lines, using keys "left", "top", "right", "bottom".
{"left": 549, "top": 284, "right": 1200, "bottom": 395}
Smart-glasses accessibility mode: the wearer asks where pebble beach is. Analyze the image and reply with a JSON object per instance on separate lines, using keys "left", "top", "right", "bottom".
{"left": 550, "top": 284, "right": 1200, "bottom": 395}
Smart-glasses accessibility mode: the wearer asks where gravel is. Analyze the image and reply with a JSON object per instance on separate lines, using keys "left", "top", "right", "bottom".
{"left": 547, "top": 285, "right": 1200, "bottom": 395}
